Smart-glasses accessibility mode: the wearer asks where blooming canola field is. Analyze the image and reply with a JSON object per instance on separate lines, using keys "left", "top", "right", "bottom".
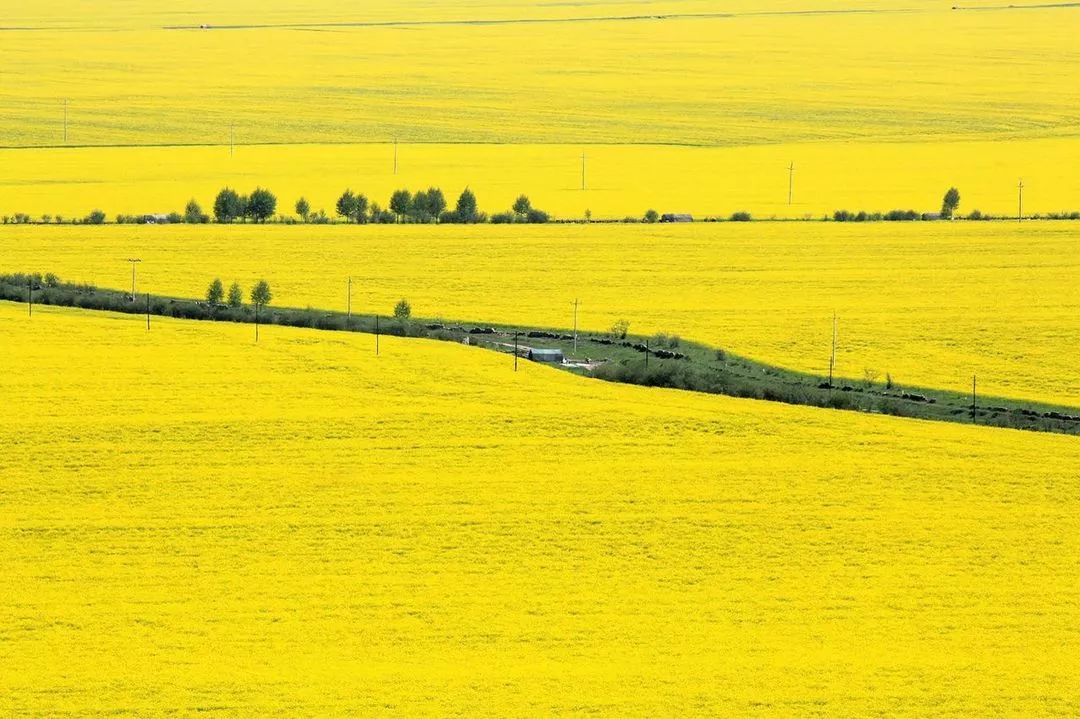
{"left": 3, "top": 221, "right": 1078, "bottom": 405}
{"left": 2, "top": 0, "right": 1080, "bottom": 218}
{"left": 2, "top": 302, "right": 1080, "bottom": 716}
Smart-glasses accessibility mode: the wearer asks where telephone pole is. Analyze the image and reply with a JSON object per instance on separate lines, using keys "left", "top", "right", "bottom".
{"left": 828, "top": 313, "right": 837, "bottom": 388}
{"left": 571, "top": 299, "right": 580, "bottom": 355}
{"left": 126, "top": 258, "right": 142, "bottom": 301}
{"left": 788, "top": 161, "right": 795, "bottom": 206}
{"left": 1017, "top": 179, "right": 1024, "bottom": 222}
{"left": 971, "top": 375, "right": 977, "bottom": 421}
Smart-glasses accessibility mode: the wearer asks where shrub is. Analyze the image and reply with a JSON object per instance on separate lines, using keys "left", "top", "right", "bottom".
{"left": 610, "top": 319, "right": 630, "bottom": 339}
{"left": 729, "top": 211, "right": 752, "bottom": 222}
{"left": 884, "top": 209, "right": 919, "bottom": 222}
{"left": 393, "top": 298, "right": 412, "bottom": 320}
{"left": 491, "top": 211, "right": 515, "bottom": 224}
{"left": 526, "top": 208, "right": 550, "bottom": 224}
{"left": 644, "top": 209, "right": 659, "bottom": 223}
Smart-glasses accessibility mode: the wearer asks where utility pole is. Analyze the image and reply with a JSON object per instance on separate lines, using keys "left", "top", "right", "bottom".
{"left": 581, "top": 151, "right": 586, "bottom": 191}
{"left": 829, "top": 313, "right": 837, "bottom": 388}
{"left": 514, "top": 332, "right": 519, "bottom": 372}
{"left": 788, "top": 161, "right": 795, "bottom": 206}
{"left": 1017, "top": 179, "right": 1024, "bottom": 222}
{"left": 571, "top": 299, "right": 580, "bottom": 355}
{"left": 63, "top": 99, "right": 68, "bottom": 144}
{"left": 126, "top": 258, "right": 141, "bottom": 301}
{"left": 971, "top": 375, "right": 977, "bottom": 422}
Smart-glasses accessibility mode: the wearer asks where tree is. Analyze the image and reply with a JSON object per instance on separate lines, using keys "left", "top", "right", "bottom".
{"left": 250, "top": 280, "right": 272, "bottom": 308}
{"left": 227, "top": 281, "right": 244, "bottom": 308}
{"left": 456, "top": 187, "right": 479, "bottom": 222}
{"left": 247, "top": 187, "right": 277, "bottom": 223}
{"left": 389, "top": 190, "right": 412, "bottom": 222}
{"left": 336, "top": 190, "right": 358, "bottom": 222}
{"left": 393, "top": 298, "right": 411, "bottom": 320}
{"left": 295, "top": 197, "right": 311, "bottom": 222}
{"left": 644, "top": 209, "right": 659, "bottom": 223}
{"left": 941, "top": 187, "right": 961, "bottom": 219}
{"left": 369, "top": 202, "right": 394, "bottom": 224}
{"left": 410, "top": 190, "right": 432, "bottom": 223}
{"left": 214, "top": 188, "right": 243, "bottom": 223}
{"left": 184, "top": 199, "right": 206, "bottom": 224}
{"left": 206, "top": 278, "right": 224, "bottom": 305}
{"left": 353, "top": 193, "right": 369, "bottom": 224}
{"left": 85, "top": 209, "right": 106, "bottom": 225}
{"left": 512, "top": 194, "right": 532, "bottom": 217}
{"left": 426, "top": 187, "right": 446, "bottom": 222}
{"left": 250, "top": 279, "right": 272, "bottom": 341}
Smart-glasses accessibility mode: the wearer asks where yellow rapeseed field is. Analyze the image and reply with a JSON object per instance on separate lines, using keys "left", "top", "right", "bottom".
{"left": 2, "top": 138, "right": 1080, "bottom": 219}
{"left": 3, "top": 221, "right": 1078, "bottom": 405}
{"left": 2, "top": 1, "right": 1079, "bottom": 217}
{"left": 2, "top": 302, "right": 1080, "bottom": 716}
{"left": 3, "top": 0, "right": 1078, "bottom": 147}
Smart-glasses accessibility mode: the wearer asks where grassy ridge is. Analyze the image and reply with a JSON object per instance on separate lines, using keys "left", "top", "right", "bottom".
{"left": 5, "top": 273, "right": 1078, "bottom": 436}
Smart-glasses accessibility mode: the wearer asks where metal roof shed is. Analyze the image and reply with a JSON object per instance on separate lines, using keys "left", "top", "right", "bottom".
{"left": 528, "top": 348, "right": 564, "bottom": 363}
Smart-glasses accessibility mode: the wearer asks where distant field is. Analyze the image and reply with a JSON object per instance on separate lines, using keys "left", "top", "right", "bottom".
{"left": 3, "top": 1, "right": 1078, "bottom": 147}
{"left": 2, "top": 138, "right": 1080, "bottom": 219}
{"left": 3, "top": 0, "right": 1079, "bottom": 218}
{"left": 3, "top": 302, "right": 1080, "bottom": 717}
{"left": 3, "top": 222, "right": 1077, "bottom": 405}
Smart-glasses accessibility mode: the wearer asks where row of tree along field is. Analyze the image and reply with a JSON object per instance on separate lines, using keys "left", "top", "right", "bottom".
{"left": 5, "top": 185, "right": 1080, "bottom": 226}
{"left": 192, "top": 186, "right": 553, "bottom": 225}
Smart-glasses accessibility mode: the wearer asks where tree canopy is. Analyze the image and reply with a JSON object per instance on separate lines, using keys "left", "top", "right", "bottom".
{"left": 941, "top": 187, "right": 961, "bottom": 219}
{"left": 214, "top": 188, "right": 244, "bottom": 223}
{"left": 206, "top": 278, "right": 224, "bottom": 305}
{"left": 250, "top": 280, "right": 272, "bottom": 307}
{"left": 227, "top": 281, "right": 244, "bottom": 307}
{"left": 247, "top": 187, "right": 277, "bottom": 223}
